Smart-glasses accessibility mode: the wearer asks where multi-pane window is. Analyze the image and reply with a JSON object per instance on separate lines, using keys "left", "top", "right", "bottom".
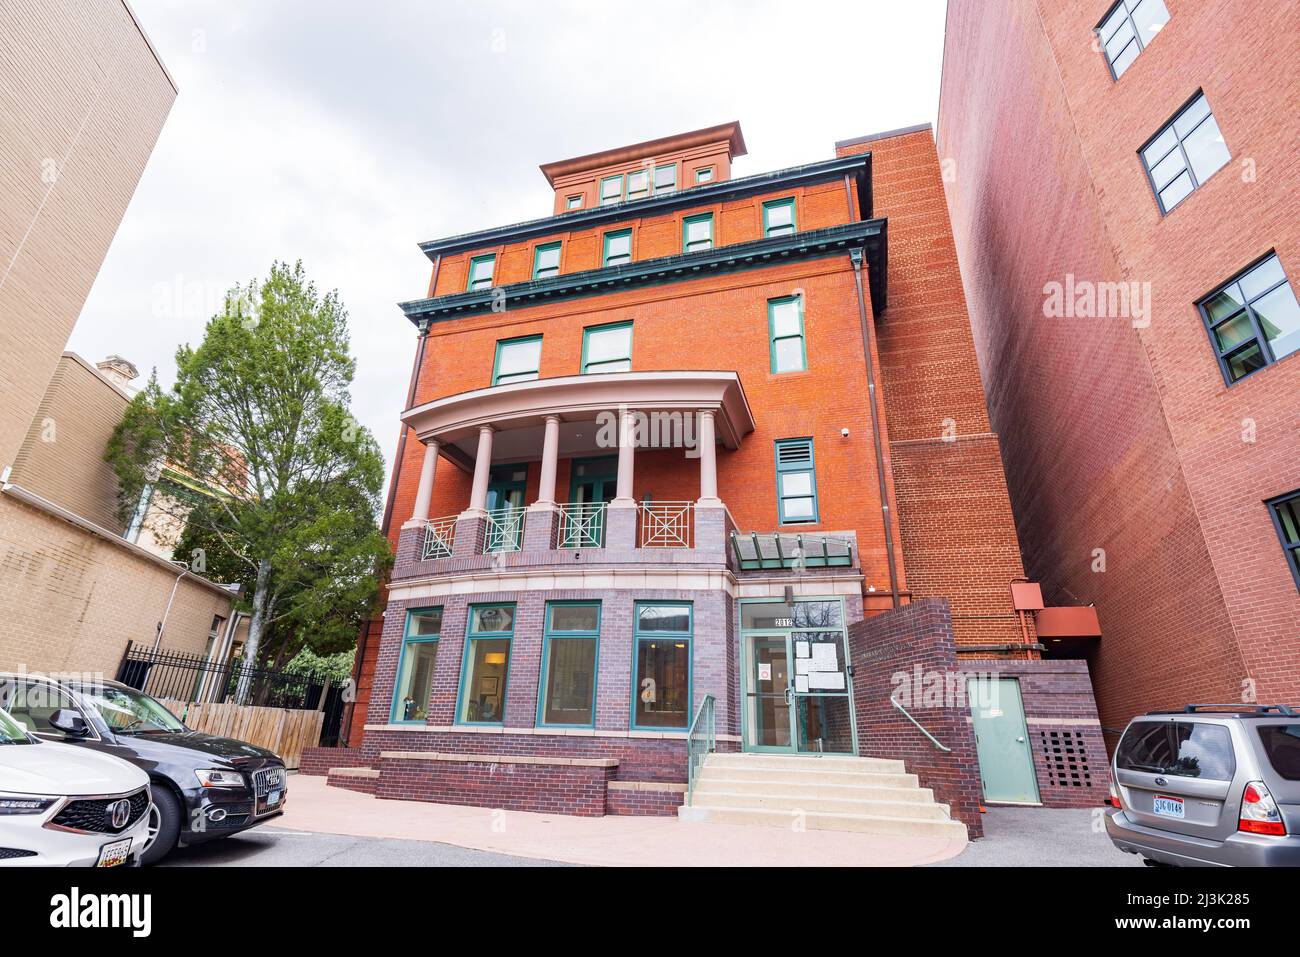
{"left": 603, "top": 229, "right": 632, "bottom": 267}
{"left": 392, "top": 608, "right": 441, "bottom": 723}
{"left": 493, "top": 336, "right": 542, "bottom": 386}
{"left": 1269, "top": 491, "right": 1300, "bottom": 591}
{"left": 1141, "top": 93, "right": 1231, "bottom": 214}
{"left": 467, "top": 254, "right": 496, "bottom": 291}
{"left": 1199, "top": 254, "right": 1300, "bottom": 384}
{"left": 627, "top": 169, "right": 650, "bottom": 201}
{"left": 457, "top": 604, "right": 514, "bottom": 724}
{"left": 600, "top": 175, "right": 624, "bottom": 206}
{"left": 774, "top": 438, "right": 819, "bottom": 524}
{"left": 538, "top": 603, "right": 600, "bottom": 727}
{"left": 683, "top": 213, "right": 713, "bottom": 254}
{"left": 654, "top": 164, "right": 678, "bottom": 194}
{"left": 763, "top": 198, "right": 796, "bottom": 237}
{"left": 566, "top": 195, "right": 583, "bottom": 210}
{"left": 695, "top": 167, "right": 715, "bottom": 184}
{"left": 1097, "top": 0, "right": 1170, "bottom": 79}
{"left": 632, "top": 602, "right": 692, "bottom": 730}
{"left": 769, "top": 295, "right": 807, "bottom": 372}
{"left": 533, "top": 242, "right": 561, "bottom": 280}
{"left": 582, "top": 322, "right": 633, "bottom": 374}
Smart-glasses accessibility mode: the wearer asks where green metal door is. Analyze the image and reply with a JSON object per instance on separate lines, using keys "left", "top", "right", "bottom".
{"left": 968, "top": 677, "right": 1040, "bottom": 804}
{"left": 566, "top": 457, "right": 617, "bottom": 546}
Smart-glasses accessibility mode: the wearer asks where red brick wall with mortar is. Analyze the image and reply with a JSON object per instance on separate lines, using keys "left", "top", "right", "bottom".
{"left": 375, "top": 754, "right": 614, "bottom": 816}
{"left": 938, "top": 0, "right": 1299, "bottom": 735}
{"left": 605, "top": 784, "right": 684, "bottom": 817}
{"left": 324, "top": 770, "right": 378, "bottom": 795}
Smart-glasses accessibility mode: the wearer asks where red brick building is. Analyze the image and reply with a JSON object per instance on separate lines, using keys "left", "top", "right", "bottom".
{"left": 938, "top": 0, "right": 1300, "bottom": 739}
{"left": 310, "top": 122, "right": 1111, "bottom": 832}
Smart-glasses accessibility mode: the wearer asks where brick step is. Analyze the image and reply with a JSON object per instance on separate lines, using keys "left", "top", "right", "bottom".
{"left": 705, "top": 753, "right": 906, "bottom": 774}
{"left": 696, "top": 765, "right": 919, "bottom": 789}
{"left": 693, "top": 776, "right": 935, "bottom": 803}
{"left": 691, "top": 789, "right": 952, "bottom": 819}
{"left": 678, "top": 804, "right": 968, "bottom": 839}
{"left": 326, "top": 766, "right": 380, "bottom": 795}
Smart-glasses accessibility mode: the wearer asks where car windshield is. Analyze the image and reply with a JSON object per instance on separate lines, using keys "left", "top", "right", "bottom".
{"left": 74, "top": 684, "right": 185, "bottom": 734}
{"left": 0, "top": 707, "right": 35, "bottom": 744}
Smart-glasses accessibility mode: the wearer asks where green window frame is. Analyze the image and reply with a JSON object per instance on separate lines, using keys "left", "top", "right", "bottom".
{"left": 763, "top": 198, "right": 797, "bottom": 238}
{"left": 390, "top": 608, "right": 443, "bottom": 724}
{"left": 599, "top": 175, "right": 624, "bottom": 206}
{"left": 683, "top": 213, "right": 713, "bottom": 254}
{"left": 1268, "top": 490, "right": 1300, "bottom": 592}
{"left": 602, "top": 228, "right": 633, "bottom": 267}
{"left": 566, "top": 195, "right": 583, "bottom": 210}
{"left": 626, "top": 169, "right": 650, "bottom": 201}
{"left": 695, "top": 167, "right": 715, "bottom": 184}
{"left": 533, "top": 241, "right": 562, "bottom": 280}
{"left": 631, "top": 601, "right": 693, "bottom": 730}
{"left": 582, "top": 321, "right": 633, "bottom": 374}
{"left": 492, "top": 335, "right": 542, "bottom": 386}
{"left": 653, "top": 163, "right": 678, "bottom": 194}
{"left": 774, "top": 437, "right": 819, "bottom": 524}
{"left": 455, "top": 604, "right": 516, "bottom": 725}
{"left": 768, "top": 295, "right": 807, "bottom": 373}
{"left": 537, "top": 602, "right": 602, "bottom": 728}
{"left": 467, "top": 254, "right": 496, "bottom": 291}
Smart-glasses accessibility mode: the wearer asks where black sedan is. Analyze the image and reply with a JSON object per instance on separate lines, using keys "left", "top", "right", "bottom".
{"left": 0, "top": 674, "right": 287, "bottom": 865}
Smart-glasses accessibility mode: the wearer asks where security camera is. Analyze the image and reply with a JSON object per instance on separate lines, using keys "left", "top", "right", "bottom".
{"left": 840, "top": 428, "right": 850, "bottom": 438}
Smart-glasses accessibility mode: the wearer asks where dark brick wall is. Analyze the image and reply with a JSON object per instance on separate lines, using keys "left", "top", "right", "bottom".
{"left": 606, "top": 784, "right": 685, "bottom": 817}
{"left": 300, "top": 746, "right": 371, "bottom": 777}
{"left": 375, "top": 754, "right": 614, "bottom": 816}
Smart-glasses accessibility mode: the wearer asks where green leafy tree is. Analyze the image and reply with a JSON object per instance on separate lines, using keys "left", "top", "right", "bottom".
{"left": 107, "top": 261, "right": 391, "bottom": 701}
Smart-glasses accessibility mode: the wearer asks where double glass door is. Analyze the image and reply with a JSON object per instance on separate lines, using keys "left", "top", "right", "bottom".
{"left": 566, "top": 457, "right": 617, "bottom": 547}
{"left": 743, "top": 627, "right": 855, "bottom": 754}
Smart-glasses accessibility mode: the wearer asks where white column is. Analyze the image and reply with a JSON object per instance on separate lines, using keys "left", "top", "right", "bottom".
{"left": 697, "top": 410, "right": 721, "bottom": 505}
{"left": 535, "top": 414, "right": 561, "bottom": 506}
{"left": 467, "top": 425, "right": 495, "bottom": 514}
{"left": 613, "top": 408, "right": 636, "bottom": 504}
{"left": 407, "top": 439, "right": 440, "bottom": 525}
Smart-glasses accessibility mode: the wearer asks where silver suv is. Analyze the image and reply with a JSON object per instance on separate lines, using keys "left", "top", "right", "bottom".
{"left": 1107, "top": 705, "right": 1300, "bottom": 866}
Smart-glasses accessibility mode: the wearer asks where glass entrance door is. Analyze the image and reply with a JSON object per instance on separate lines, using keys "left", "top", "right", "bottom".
{"left": 485, "top": 466, "right": 526, "bottom": 552}
{"left": 745, "top": 634, "right": 793, "bottom": 749}
{"left": 567, "top": 457, "right": 617, "bottom": 546}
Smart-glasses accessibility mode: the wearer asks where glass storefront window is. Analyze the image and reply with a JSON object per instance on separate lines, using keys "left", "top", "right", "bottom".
{"left": 393, "top": 608, "right": 441, "bottom": 723}
{"left": 458, "top": 604, "right": 514, "bottom": 724}
{"left": 632, "top": 602, "right": 692, "bottom": 729}
{"left": 540, "top": 603, "right": 600, "bottom": 727}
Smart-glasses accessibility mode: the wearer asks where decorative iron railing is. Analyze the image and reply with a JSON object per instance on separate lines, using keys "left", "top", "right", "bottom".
{"left": 729, "top": 531, "right": 854, "bottom": 570}
{"left": 638, "top": 501, "right": 694, "bottom": 548}
{"left": 484, "top": 506, "right": 525, "bottom": 554}
{"left": 558, "top": 502, "right": 607, "bottom": 548}
{"left": 685, "top": 693, "right": 716, "bottom": 804}
{"left": 422, "top": 515, "right": 458, "bottom": 560}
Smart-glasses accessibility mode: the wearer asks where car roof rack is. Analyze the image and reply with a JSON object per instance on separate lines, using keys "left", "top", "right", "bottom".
{"left": 1144, "top": 704, "right": 1298, "bottom": 717}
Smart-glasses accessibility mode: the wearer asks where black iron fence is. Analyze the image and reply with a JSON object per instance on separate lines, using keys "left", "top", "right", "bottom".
{"left": 115, "top": 641, "right": 346, "bottom": 747}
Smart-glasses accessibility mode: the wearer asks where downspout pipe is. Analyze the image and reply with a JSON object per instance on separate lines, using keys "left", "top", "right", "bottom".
{"left": 849, "top": 248, "right": 901, "bottom": 609}
{"left": 152, "top": 560, "right": 191, "bottom": 652}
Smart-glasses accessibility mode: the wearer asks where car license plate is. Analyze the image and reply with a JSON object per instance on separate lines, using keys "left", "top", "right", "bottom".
{"left": 267, "top": 789, "right": 281, "bottom": 806}
{"left": 96, "top": 838, "right": 132, "bottom": 868}
{"left": 1153, "top": 794, "right": 1185, "bottom": 819}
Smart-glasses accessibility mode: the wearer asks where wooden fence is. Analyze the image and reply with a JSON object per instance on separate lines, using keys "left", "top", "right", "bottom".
{"left": 158, "top": 699, "right": 324, "bottom": 770}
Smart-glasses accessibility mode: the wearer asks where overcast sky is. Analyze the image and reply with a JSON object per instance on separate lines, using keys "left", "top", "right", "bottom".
{"left": 72, "top": 0, "right": 947, "bottom": 483}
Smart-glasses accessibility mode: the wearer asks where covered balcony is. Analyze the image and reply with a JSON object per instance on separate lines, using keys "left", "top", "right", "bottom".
{"left": 395, "top": 371, "right": 756, "bottom": 571}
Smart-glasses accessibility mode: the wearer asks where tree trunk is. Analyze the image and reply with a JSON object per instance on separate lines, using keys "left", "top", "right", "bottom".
{"left": 236, "top": 559, "right": 272, "bottom": 704}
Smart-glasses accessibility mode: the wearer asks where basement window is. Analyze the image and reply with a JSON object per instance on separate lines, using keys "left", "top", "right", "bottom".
{"left": 1097, "top": 0, "right": 1170, "bottom": 80}
{"left": 1269, "top": 491, "right": 1300, "bottom": 592}
{"left": 1198, "top": 253, "right": 1300, "bottom": 384}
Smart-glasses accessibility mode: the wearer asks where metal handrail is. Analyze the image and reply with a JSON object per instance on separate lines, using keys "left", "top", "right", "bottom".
{"left": 890, "top": 694, "right": 952, "bottom": 752}
{"left": 484, "top": 506, "right": 525, "bottom": 554}
{"left": 558, "top": 502, "right": 607, "bottom": 548}
{"left": 685, "top": 693, "right": 716, "bottom": 803}
{"left": 422, "top": 515, "right": 458, "bottom": 560}
{"left": 638, "top": 501, "right": 694, "bottom": 548}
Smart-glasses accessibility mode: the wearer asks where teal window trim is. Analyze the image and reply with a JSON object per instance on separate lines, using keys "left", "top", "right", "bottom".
{"left": 653, "top": 163, "right": 678, "bottom": 194}
{"left": 467, "top": 253, "right": 496, "bottom": 291}
{"left": 602, "top": 228, "right": 633, "bottom": 267}
{"left": 454, "top": 603, "right": 516, "bottom": 726}
{"left": 695, "top": 167, "right": 715, "bottom": 184}
{"left": 774, "top": 437, "right": 819, "bottom": 525}
{"left": 566, "top": 195, "right": 583, "bottom": 210}
{"left": 532, "top": 241, "right": 562, "bottom": 280}
{"left": 626, "top": 169, "right": 651, "bottom": 201}
{"left": 581, "top": 320, "right": 633, "bottom": 374}
{"left": 682, "top": 212, "right": 714, "bottom": 254}
{"left": 491, "top": 335, "right": 542, "bottom": 386}
{"left": 599, "top": 174, "right": 624, "bottom": 205}
{"left": 390, "top": 607, "right": 442, "bottom": 724}
{"left": 762, "top": 197, "right": 797, "bottom": 237}
{"left": 768, "top": 295, "right": 807, "bottom": 373}
{"left": 536, "top": 601, "right": 602, "bottom": 729}
{"left": 630, "top": 600, "right": 693, "bottom": 731}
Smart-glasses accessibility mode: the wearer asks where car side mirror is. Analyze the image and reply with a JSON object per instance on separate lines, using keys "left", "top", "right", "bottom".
{"left": 48, "top": 709, "right": 89, "bottom": 737}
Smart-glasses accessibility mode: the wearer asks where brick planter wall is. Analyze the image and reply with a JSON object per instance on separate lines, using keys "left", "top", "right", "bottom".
{"left": 299, "top": 746, "right": 371, "bottom": 777}
{"left": 326, "top": 768, "right": 379, "bottom": 795}
{"left": 606, "top": 780, "right": 686, "bottom": 816}
{"left": 848, "top": 598, "right": 985, "bottom": 838}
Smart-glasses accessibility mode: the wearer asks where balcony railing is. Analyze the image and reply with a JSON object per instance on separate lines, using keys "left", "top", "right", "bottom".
{"left": 558, "top": 502, "right": 607, "bottom": 548}
{"left": 484, "top": 506, "right": 525, "bottom": 554}
{"left": 422, "top": 516, "right": 458, "bottom": 560}
{"left": 638, "top": 501, "right": 694, "bottom": 548}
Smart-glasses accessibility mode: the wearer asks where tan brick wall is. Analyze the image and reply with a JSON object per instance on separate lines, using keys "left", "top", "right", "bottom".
{"left": 0, "top": 495, "right": 233, "bottom": 676}
{"left": 0, "top": 0, "right": 175, "bottom": 468}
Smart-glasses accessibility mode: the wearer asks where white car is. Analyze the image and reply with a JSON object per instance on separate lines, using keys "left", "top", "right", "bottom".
{"left": 0, "top": 706, "right": 152, "bottom": 867}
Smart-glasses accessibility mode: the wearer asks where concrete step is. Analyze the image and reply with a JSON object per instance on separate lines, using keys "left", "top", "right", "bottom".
{"left": 696, "top": 765, "right": 919, "bottom": 789}
{"left": 691, "top": 789, "right": 952, "bottom": 819}
{"left": 693, "top": 777, "right": 936, "bottom": 804}
{"left": 705, "top": 753, "right": 906, "bottom": 774}
{"left": 678, "top": 804, "right": 968, "bottom": 839}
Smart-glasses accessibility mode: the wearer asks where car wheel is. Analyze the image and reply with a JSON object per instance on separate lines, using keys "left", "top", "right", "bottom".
{"left": 141, "top": 786, "right": 182, "bottom": 866}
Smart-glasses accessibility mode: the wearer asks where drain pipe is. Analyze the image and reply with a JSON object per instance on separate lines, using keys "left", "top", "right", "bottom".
{"left": 849, "top": 248, "right": 901, "bottom": 608}
{"left": 152, "top": 560, "right": 191, "bottom": 652}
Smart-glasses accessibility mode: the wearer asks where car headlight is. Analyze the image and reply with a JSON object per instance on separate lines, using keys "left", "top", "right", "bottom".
{"left": 194, "top": 769, "right": 245, "bottom": 788}
{"left": 0, "top": 794, "right": 57, "bottom": 815}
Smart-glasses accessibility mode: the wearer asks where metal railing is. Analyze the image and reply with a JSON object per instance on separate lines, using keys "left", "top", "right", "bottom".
{"left": 484, "top": 506, "right": 525, "bottom": 553}
{"left": 890, "top": 694, "right": 952, "bottom": 752}
{"left": 685, "top": 693, "right": 716, "bottom": 804}
{"left": 422, "top": 515, "right": 458, "bottom": 560}
{"left": 638, "top": 501, "right": 694, "bottom": 548}
{"left": 558, "top": 502, "right": 606, "bottom": 548}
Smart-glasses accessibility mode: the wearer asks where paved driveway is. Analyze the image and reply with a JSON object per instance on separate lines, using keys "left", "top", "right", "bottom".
{"left": 933, "top": 807, "right": 1143, "bottom": 867}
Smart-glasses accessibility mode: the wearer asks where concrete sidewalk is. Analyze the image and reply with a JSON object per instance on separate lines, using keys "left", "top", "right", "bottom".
{"left": 278, "top": 775, "right": 967, "bottom": 867}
